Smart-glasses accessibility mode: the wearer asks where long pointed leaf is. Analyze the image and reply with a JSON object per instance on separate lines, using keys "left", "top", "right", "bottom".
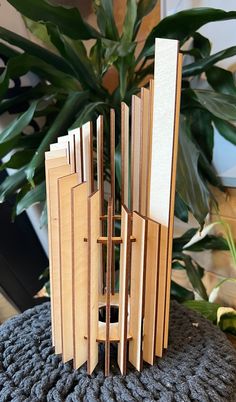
{"left": 213, "top": 116, "right": 236, "bottom": 145}
{"left": 0, "top": 168, "right": 27, "bottom": 202}
{"left": 94, "top": 0, "right": 119, "bottom": 40}
{"left": 26, "top": 91, "right": 88, "bottom": 184}
{"left": 8, "top": 0, "right": 100, "bottom": 40}
{"left": 0, "top": 100, "right": 38, "bottom": 144}
{"left": 16, "top": 181, "right": 46, "bottom": 215}
{"left": 206, "top": 66, "right": 236, "bottom": 95}
{"left": 195, "top": 90, "right": 236, "bottom": 121}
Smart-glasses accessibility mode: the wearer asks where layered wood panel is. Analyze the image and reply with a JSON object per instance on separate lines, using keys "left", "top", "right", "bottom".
{"left": 45, "top": 37, "right": 182, "bottom": 376}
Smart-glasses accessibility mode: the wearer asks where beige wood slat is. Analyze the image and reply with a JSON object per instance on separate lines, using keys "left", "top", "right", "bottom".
{"left": 140, "top": 88, "right": 150, "bottom": 216}
{"left": 82, "top": 122, "right": 93, "bottom": 194}
{"left": 68, "top": 127, "right": 83, "bottom": 182}
{"left": 58, "top": 173, "right": 79, "bottom": 362}
{"left": 87, "top": 191, "right": 100, "bottom": 374}
{"left": 46, "top": 162, "right": 71, "bottom": 353}
{"left": 129, "top": 212, "right": 146, "bottom": 371}
{"left": 97, "top": 116, "right": 105, "bottom": 293}
{"left": 131, "top": 95, "right": 141, "bottom": 212}
{"left": 45, "top": 148, "right": 68, "bottom": 161}
{"left": 164, "top": 53, "right": 183, "bottom": 349}
{"left": 146, "top": 79, "right": 154, "bottom": 218}
{"left": 148, "top": 38, "right": 179, "bottom": 357}
{"left": 118, "top": 205, "right": 131, "bottom": 374}
{"left": 110, "top": 110, "right": 116, "bottom": 294}
{"left": 143, "top": 219, "right": 160, "bottom": 364}
{"left": 105, "top": 199, "right": 113, "bottom": 376}
{"left": 89, "top": 121, "right": 95, "bottom": 193}
{"left": 155, "top": 225, "right": 168, "bottom": 357}
{"left": 121, "top": 103, "right": 129, "bottom": 208}
{"left": 72, "top": 182, "right": 88, "bottom": 369}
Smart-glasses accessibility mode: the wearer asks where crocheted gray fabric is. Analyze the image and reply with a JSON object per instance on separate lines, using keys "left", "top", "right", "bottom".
{"left": 0, "top": 301, "right": 236, "bottom": 402}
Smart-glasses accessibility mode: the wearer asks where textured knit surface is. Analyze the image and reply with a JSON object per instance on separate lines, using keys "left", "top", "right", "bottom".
{"left": 0, "top": 301, "right": 236, "bottom": 402}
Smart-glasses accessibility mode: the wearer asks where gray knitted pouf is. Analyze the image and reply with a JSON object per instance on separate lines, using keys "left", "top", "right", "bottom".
{"left": 0, "top": 301, "right": 236, "bottom": 402}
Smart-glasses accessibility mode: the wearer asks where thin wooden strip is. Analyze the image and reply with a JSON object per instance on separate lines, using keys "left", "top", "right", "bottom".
{"left": 143, "top": 219, "right": 160, "bottom": 364}
{"left": 140, "top": 88, "right": 150, "bottom": 216}
{"left": 72, "top": 182, "right": 88, "bottom": 369}
{"left": 129, "top": 212, "right": 146, "bottom": 371}
{"left": 82, "top": 122, "right": 91, "bottom": 190}
{"left": 58, "top": 173, "right": 78, "bottom": 362}
{"left": 45, "top": 155, "right": 68, "bottom": 349}
{"left": 105, "top": 198, "right": 113, "bottom": 376}
{"left": 90, "top": 121, "right": 94, "bottom": 193}
{"left": 57, "top": 135, "right": 72, "bottom": 167}
{"left": 148, "top": 38, "right": 179, "bottom": 357}
{"left": 110, "top": 109, "right": 116, "bottom": 294}
{"left": 146, "top": 79, "right": 154, "bottom": 217}
{"left": 97, "top": 116, "right": 105, "bottom": 293}
{"left": 131, "top": 95, "right": 141, "bottom": 212}
{"left": 46, "top": 148, "right": 68, "bottom": 160}
{"left": 69, "top": 127, "right": 83, "bottom": 182}
{"left": 118, "top": 205, "right": 131, "bottom": 374}
{"left": 164, "top": 53, "right": 183, "bottom": 349}
{"left": 87, "top": 191, "right": 100, "bottom": 374}
{"left": 121, "top": 103, "right": 129, "bottom": 208}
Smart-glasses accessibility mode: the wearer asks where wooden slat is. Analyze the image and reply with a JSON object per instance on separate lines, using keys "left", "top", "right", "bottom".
{"left": 72, "top": 182, "right": 88, "bottom": 369}
{"left": 87, "top": 191, "right": 100, "bottom": 374}
{"left": 90, "top": 121, "right": 94, "bottom": 193}
{"left": 140, "top": 88, "right": 150, "bottom": 216}
{"left": 105, "top": 199, "right": 113, "bottom": 376}
{"left": 45, "top": 148, "right": 68, "bottom": 161}
{"left": 45, "top": 155, "right": 69, "bottom": 350}
{"left": 110, "top": 109, "right": 116, "bottom": 294}
{"left": 96, "top": 116, "right": 104, "bottom": 293}
{"left": 164, "top": 53, "right": 183, "bottom": 348}
{"left": 82, "top": 122, "right": 93, "bottom": 194}
{"left": 58, "top": 173, "right": 78, "bottom": 362}
{"left": 146, "top": 79, "right": 154, "bottom": 217}
{"left": 129, "top": 212, "right": 146, "bottom": 371}
{"left": 143, "top": 219, "right": 160, "bottom": 364}
{"left": 47, "top": 164, "right": 72, "bottom": 353}
{"left": 121, "top": 102, "right": 129, "bottom": 208}
{"left": 69, "top": 127, "right": 83, "bottom": 182}
{"left": 131, "top": 95, "right": 141, "bottom": 212}
{"left": 118, "top": 205, "right": 131, "bottom": 374}
{"left": 148, "top": 38, "right": 179, "bottom": 357}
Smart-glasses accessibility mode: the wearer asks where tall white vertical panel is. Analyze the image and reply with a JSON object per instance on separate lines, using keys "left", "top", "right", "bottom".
{"left": 149, "top": 38, "right": 179, "bottom": 225}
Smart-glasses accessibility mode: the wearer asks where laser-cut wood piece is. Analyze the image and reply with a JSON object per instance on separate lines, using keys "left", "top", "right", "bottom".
{"left": 118, "top": 206, "right": 131, "bottom": 374}
{"left": 72, "top": 182, "right": 88, "bottom": 369}
{"left": 87, "top": 191, "right": 100, "bottom": 374}
{"left": 45, "top": 37, "right": 182, "bottom": 377}
{"left": 129, "top": 212, "right": 146, "bottom": 371}
{"left": 58, "top": 173, "right": 78, "bottom": 362}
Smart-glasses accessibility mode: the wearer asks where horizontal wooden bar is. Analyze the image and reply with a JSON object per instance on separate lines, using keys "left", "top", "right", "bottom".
{"left": 100, "top": 215, "right": 121, "bottom": 221}
{"left": 84, "top": 322, "right": 132, "bottom": 343}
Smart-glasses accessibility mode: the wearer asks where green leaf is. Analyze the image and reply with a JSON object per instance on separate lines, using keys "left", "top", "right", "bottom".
{"left": 171, "top": 280, "right": 194, "bottom": 303}
{"left": 23, "top": 17, "right": 54, "bottom": 50}
{"left": 0, "top": 42, "right": 19, "bottom": 58}
{"left": 189, "top": 108, "right": 214, "bottom": 162}
{"left": 183, "top": 46, "right": 236, "bottom": 77}
{"left": 184, "top": 234, "right": 229, "bottom": 252}
{"left": 141, "top": 8, "right": 236, "bottom": 59}
{"left": 184, "top": 255, "right": 208, "bottom": 300}
{"left": 213, "top": 116, "right": 236, "bottom": 145}
{"left": 174, "top": 192, "right": 189, "bottom": 223}
{"left": 183, "top": 300, "right": 220, "bottom": 322}
{"left": 206, "top": 66, "right": 236, "bottom": 95}
{"left": 195, "top": 90, "right": 236, "bottom": 121}
{"left": 0, "top": 168, "right": 27, "bottom": 202}
{"left": 192, "top": 32, "right": 211, "bottom": 58}
{"left": 8, "top": 0, "right": 100, "bottom": 40}
{"left": 16, "top": 181, "right": 46, "bottom": 215}
{"left": 136, "top": 0, "right": 158, "bottom": 21}
{"left": 176, "top": 117, "right": 210, "bottom": 225}
{"left": 71, "top": 101, "right": 106, "bottom": 130}
{"left": 0, "top": 101, "right": 38, "bottom": 144}
{"left": 40, "top": 202, "right": 47, "bottom": 227}
{"left": 173, "top": 228, "right": 198, "bottom": 252}
{"left": 0, "top": 27, "right": 74, "bottom": 76}
{"left": 0, "top": 149, "right": 34, "bottom": 170}
{"left": 94, "top": 0, "right": 119, "bottom": 40}
{"left": 26, "top": 92, "right": 88, "bottom": 184}
{"left": 122, "top": 0, "right": 137, "bottom": 43}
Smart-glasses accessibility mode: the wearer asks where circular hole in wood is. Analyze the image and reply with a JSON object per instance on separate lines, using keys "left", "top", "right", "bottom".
{"left": 99, "top": 305, "right": 119, "bottom": 323}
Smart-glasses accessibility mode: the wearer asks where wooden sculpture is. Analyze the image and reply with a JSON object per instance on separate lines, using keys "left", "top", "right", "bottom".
{"left": 45, "top": 38, "right": 182, "bottom": 376}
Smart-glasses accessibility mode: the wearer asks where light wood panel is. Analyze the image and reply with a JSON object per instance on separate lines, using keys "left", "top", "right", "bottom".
{"left": 58, "top": 173, "right": 78, "bottom": 362}
{"left": 131, "top": 95, "right": 141, "bottom": 212}
{"left": 45, "top": 154, "right": 69, "bottom": 350}
{"left": 143, "top": 219, "right": 160, "bottom": 364}
{"left": 155, "top": 225, "right": 168, "bottom": 357}
{"left": 118, "top": 206, "right": 131, "bottom": 374}
{"left": 45, "top": 148, "right": 68, "bottom": 160}
{"left": 148, "top": 38, "right": 179, "bottom": 356}
{"left": 121, "top": 103, "right": 129, "bottom": 208}
{"left": 140, "top": 88, "right": 150, "bottom": 216}
{"left": 164, "top": 53, "right": 183, "bottom": 348}
{"left": 87, "top": 191, "right": 100, "bottom": 374}
{"left": 146, "top": 79, "right": 154, "bottom": 218}
{"left": 129, "top": 212, "right": 146, "bottom": 370}
{"left": 97, "top": 116, "right": 104, "bottom": 293}
{"left": 69, "top": 127, "right": 83, "bottom": 182}
{"left": 72, "top": 182, "right": 88, "bottom": 369}
{"left": 105, "top": 199, "right": 113, "bottom": 376}
{"left": 82, "top": 122, "right": 93, "bottom": 194}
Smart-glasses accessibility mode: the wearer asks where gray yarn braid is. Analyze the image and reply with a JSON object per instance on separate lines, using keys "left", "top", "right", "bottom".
{"left": 0, "top": 301, "right": 236, "bottom": 402}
